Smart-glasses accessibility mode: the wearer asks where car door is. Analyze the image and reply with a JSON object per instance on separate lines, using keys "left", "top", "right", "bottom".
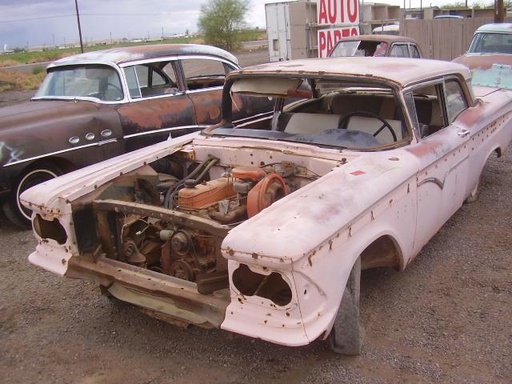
{"left": 178, "top": 56, "right": 240, "bottom": 124}
{"left": 179, "top": 56, "right": 274, "bottom": 125}
{"left": 115, "top": 60, "right": 198, "bottom": 153}
{"left": 405, "top": 78, "right": 472, "bottom": 253}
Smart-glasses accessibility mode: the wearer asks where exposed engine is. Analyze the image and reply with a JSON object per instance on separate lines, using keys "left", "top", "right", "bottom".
{"left": 87, "top": 151, "right": 319, "bottom": 294}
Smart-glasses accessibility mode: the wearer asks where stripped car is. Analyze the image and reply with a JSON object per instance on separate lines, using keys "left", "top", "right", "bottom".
{"left": 0, "top": 44, "right": 270, "bottom": 228}
{"left": 21, "top": 57, "right": 512, "bottom": 354}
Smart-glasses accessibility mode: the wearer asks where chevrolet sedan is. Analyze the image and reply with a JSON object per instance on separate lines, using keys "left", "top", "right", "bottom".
{"left": 0, "top": 44, "right": 269, "bottom": 227}
{"left": 21, "top": 57, "right": 512, "bottom": 354}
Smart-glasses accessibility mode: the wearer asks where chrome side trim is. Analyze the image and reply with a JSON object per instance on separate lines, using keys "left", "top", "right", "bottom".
{"left": 417, "top": 155, "right": 469, "bottom": 190}
{"left": 3, "top": 139, "right": 118, "bottom": 168}
{"left": 123, "top": 125, "right": 205, "bottom": 139}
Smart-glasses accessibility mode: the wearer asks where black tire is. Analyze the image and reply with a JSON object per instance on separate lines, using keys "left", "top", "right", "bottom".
{"left": 328, "top": 257, "right": 362, "bottom": 355}
{"left": 2, "top": 162, "right": 65, "bottom": 229}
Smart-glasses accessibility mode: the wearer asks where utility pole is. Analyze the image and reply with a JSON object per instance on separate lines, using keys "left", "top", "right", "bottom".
{"left": 495, "top": 0, "right": 505, "bottom": 22}
{"left": 75, "top": 0, "right": 84, "bottom": 52}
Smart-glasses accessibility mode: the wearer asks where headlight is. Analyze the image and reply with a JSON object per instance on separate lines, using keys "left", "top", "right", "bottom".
{"left": 33, "top": 214, "right": 67, "bottom": 245}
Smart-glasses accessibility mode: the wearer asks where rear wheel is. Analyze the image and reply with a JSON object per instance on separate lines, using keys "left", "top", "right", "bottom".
{"left": 328, "top": 257, "right": 362, "bottom": 355}
{"left": 3, "top": 162, "right": 65, "bottom": 229}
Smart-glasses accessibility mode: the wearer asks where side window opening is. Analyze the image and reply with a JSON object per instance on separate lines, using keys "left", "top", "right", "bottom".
{"left": 444, "top": 79, "right": 468, "bottom": 123}
{"left": 124, "top": 63, "right": 178, "bottom": 99}
{"left": 124, "top": 66, "right": 142, "bottom": 99}
{"left": 409, "top": 83, "right": 447, "bottom": 139}
{"left": 180, "top": 58, "right": 237, "bottom": 91}
{"left": 410, "top": 45, "right": 421, "bottom": 58}
{"left": 389, "top": 44, "right": 409, "bottom": 57}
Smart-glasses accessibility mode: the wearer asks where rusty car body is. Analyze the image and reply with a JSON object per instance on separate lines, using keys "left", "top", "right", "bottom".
{"left": 453, "top": 23, "right": 512, "bottom": 69}
{"left": 328, "top": 34, "right": 422, "bottom": 58}
{"left": 21, "top": 57, "right": 512, "bottom": 354}
{"left": 0, "top": 44, "right": 270, "bottom": 227}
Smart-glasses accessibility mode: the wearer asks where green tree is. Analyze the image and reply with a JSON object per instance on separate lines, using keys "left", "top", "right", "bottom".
{"left": 198, "top": 0, "right": 249, "bottom": 51}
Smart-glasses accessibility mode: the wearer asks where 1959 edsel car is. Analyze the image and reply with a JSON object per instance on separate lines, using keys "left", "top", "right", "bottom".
{"left": 21, "top": 57, "right": 512, "bottom": 354}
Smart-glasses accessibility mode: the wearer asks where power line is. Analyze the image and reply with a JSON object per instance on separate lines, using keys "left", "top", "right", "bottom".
{"left": 0, "top": 12, "right": 173, "bottom": 23}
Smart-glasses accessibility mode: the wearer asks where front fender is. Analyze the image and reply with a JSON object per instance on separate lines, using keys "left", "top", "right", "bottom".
{"left": 222, "top": 160, "right": 418, "bottom": 344}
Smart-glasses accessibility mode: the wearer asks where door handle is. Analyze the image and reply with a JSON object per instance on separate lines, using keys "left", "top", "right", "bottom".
{"left": 457, "top": 129, "right": 470, "bottom": 137}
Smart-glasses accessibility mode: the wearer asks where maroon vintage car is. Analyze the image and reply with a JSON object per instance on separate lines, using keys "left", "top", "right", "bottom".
{"left": 0, "top": 44, "right": 271, "bottom": 227}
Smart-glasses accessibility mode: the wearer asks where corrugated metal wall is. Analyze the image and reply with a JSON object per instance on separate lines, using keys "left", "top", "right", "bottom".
{"left": 402, "top": 18, "right": 512, "bottom": 60}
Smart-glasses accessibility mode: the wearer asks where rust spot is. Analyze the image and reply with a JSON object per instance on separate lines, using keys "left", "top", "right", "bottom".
{"left": 251, "top": 253, "right": 258, "bottom": 259}
{"left": 227, "top": 248, "right": 234, "bottom": 256}
{"left": 286, "top": 312, "right": 290, "bottom": 317}
{"left": 60, "top": 259, "right": 66, "bottom": 265}
{"left": 329, "top": 239, "right": 333, "bottom": 250}
{"left": 308, "top": 255, "right": 312, "bottom": 266}
{"left": 237, "top": 297, "right": 243, "bottom": 304}
{"left": 264, "top": 320, "right": 268, "bottom": 324}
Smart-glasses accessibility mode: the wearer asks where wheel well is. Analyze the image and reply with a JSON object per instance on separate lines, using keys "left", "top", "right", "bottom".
{"left": 360, "top": 235, "right": 402, "bottom": 271}
{"left": 23, "top": 157, "right": 76, "bottom": 176}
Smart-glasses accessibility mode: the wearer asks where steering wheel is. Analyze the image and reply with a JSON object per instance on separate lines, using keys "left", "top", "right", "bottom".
{"left": 104, "top": 82, "right": 123, "bottom": 100}
{"left": 339, "top": 111, "right": 398, "bottom": 142}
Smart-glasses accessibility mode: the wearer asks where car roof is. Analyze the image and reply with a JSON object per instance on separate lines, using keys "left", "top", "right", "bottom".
{"left": 235, "top": 57, "right": 470, "bottom": 88}
{"left": 475, "top": 23, "right": 512, "bottom": 33}
{"left": 336, "top": 34, "right": 417, "bottom": 44}
{"left": 48, "top": 44, "right": 239, "bottom": 68}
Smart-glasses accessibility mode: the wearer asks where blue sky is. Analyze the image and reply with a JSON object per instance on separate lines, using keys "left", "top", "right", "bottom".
{"left": 0, "top": 0, "right": 492, "bottom": 49}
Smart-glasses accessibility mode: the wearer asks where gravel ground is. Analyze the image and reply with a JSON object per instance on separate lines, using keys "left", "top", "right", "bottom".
{"left": 0, "top": 50, "right": 511, "bottom": 384}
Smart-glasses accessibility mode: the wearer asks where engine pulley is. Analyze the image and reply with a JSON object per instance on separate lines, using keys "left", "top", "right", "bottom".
{"left": 247, "top": 173, "right": 289, "bottom": 218}
{"left": 168, "top": 260, "right": 195, "bottom": 281}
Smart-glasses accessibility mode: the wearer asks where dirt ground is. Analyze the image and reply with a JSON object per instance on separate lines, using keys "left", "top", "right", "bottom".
{"left": 0, "top": 51, "right": 511, "bottom": 384}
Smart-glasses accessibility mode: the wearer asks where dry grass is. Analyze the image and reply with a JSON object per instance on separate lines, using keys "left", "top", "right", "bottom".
{"left": 0, "top": 59, "right": 22, "bottom": 68}
{"left": 0, "top": 68, "right": 46, "bottom": 90}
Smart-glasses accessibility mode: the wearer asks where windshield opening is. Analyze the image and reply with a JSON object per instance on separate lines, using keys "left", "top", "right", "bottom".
{"left": 208, "top": 76, "right": 408, "bottom": 151}
{"left": 468, "top": 32, "right": 512, "bottom": 54}
{"left": 35, "top": 64, "right": 123, "bottom": 101}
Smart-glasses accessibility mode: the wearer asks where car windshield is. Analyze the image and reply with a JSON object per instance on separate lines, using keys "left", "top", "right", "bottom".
{"left": 468, "top": 32, "right": 512, "bottom": 54}
{"left": 34, "top": 64, "right": 123, "bottom": 101}
{"left": 330, "top": 41, "right": 387, "bottom": 57}
{"left": 208, "top": 76, "right": 406, "bottom": 151}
